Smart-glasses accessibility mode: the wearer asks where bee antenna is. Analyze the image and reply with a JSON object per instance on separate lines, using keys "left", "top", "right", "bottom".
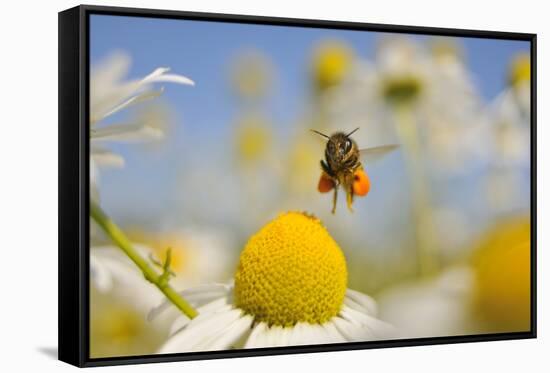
{"left": 346, "top": 127, "right": 360, "bottom": 137}
{"left": 310, "top": 129, "right": 330, "bottom": 139}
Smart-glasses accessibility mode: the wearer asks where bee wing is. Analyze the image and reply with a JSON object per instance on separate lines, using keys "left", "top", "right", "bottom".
{"left": 359, "top": 144, "right": 399, "bottom": 164}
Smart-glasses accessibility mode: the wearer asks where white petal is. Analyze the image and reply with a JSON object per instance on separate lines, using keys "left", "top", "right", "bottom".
{"left": 92, "top": 121, "right": 164, "bottom": 142}
{"left": 158, "top": 308, "right": 242, "bottom": 353}
{"left": 344, "top": 295, "right": 372, "bottom": 315}
{"left": 287, "top": 323, "right": 305, "bottom": 346}
{"left": 196, "top": 296, "right": 232, "bottom": 314}
{"left": 90, "top": 148, "right": 125, "bottom": 168}
{"left": 332, "top": 316, "right": 367, "bottom": 341}
{"left": 340, "top": 306, "right": 365, "bottom": 327}
{"left": 142, "top": 67, "right": 170, "bottom": 81}
{"left": 287, "top": 322, "right": 325, "bottom": 346}
{"left": 244, "top": 322, "right": 268, "bottom": 348}
{"left": 287, "top": 323, "right": 330, "bottom": 346}
{"left": 149, "top": 73, "right": 195, "bottom": 86}
{"left": 90, "top": 52, "right": 131, "bottom": 90}
{"left": 168, "top": 297, "right": 231, "bottom": 335}
{"left": 321, "top": 321, "right": 347, "bottom": 343}
{"left": 360, "top": 313, "right": 399, "bottom": 338}
{"left": 277, "top": 326, "right": 292, "bottom": 346}
{"left": 141, "top": 67, "right": 195, "bottom": 86}
{"left": 271, "top": 326, "right": 290, "bottom": 347}
{"left": 339, "top": 307, "right": 376, "bottom": 339}
{"left": 345, "top": 289, "right": 378, "bottom": 316}
{"left": 89, "top": 254, "right": 113, "bottom": 292}
{"left": 340, "top": 306, "right": 397, "bottom": 339}
{"left": 198, "top": 314, "right": 253, "bottom": 351}
{"left": 183, "top": 305, "right": 233, "bottom": 332}
{"left": 148, "top": 283, "right": 231, "bottom": 321}
{"left": 263, "top": 326, "right": 278, "bottom": 347}
{"left": 182, "top": 283, "right": 233, "bottom": 297}
{"left": 96, "top": 88, "right": 164, "bottom": 122}
{"left": 169, "top": 315, "right": 191, "bottom": 336}
{"left": 90, "top": 158, "right": 99, "bottom": 187}
{"left": 90, "top": 81, "right": 142, "bottom": 123}
{"left": 90, "top": 53, "right": 191, "bottom": 123}
{"left": 90, "top": 248, "right": 142, "bottom": 288}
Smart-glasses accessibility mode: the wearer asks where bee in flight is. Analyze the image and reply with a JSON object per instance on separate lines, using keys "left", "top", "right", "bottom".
{"left": 312, "top": 128, "right": 398, "bottom": 214}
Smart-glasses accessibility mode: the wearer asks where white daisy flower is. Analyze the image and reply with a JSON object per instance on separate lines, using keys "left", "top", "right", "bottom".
{"left": 484, "top": 53, "right": 531, "bottom": 215}
{"left": 151, "top": 212, "right": 396, "bottom": 353}
{"left": 89, "top": 52, "right": 194, "bottom": 191}
{"left": 489, "top": 61, "right": 530, "bottom": 169}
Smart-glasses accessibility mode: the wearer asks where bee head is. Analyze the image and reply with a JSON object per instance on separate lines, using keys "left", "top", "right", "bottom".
{"left": 311, "top": 128, "right": 359, "bottom": 163}
{"left": 328, "top": 129, "right": 358, "bottom": 161}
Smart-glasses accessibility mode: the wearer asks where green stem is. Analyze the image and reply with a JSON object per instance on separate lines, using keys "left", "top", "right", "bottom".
{"left": 90, "top": 201, "right": 198, "bottom": 319}
{"left": 394, "top": 105, "right": 438, "bottom": 277}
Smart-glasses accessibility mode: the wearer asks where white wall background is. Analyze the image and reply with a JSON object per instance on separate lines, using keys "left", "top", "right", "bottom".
{"left": 0, "top": 0, "right": 546, "bottom": 371}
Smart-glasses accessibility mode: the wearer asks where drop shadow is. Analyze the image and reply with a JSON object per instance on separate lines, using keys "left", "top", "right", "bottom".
{"left": 37, "top": 346, "right": 58, "bottom": 360}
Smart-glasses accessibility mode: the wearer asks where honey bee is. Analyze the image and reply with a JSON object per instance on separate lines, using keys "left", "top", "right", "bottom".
{"left": 312, "top": 128, "right": 397, "bottom": 214}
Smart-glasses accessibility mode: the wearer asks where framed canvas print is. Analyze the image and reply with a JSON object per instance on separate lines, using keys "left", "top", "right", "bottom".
{"left": 58, "top": 5, "right": 537, "bottom": 367}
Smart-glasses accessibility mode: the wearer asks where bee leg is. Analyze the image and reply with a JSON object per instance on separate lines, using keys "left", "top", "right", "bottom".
{"left": 331, "top": 187, "right": 338, "bottom": 214}
{"left": 321, "top": 160, "right": 333, "bottom": 177}
{"left": 346, "top": 188, "right": 354, "bottom": 212}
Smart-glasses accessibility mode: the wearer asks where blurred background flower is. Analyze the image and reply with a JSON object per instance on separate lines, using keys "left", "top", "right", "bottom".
{"left": 311, "top": 40, "right": 354, "bottom": 94}
{"left": 484, "top": 53, "right": 531, "bottom": 217}
{"left": 377, "top": 215, "right": 530, "bottom": 338}
{"left": 90, "top": 286, "right": 166, "bottom": 358}
{"left": 229, "top": 51, "right": 273, "bottom": 102}
{"left": 471, "top": 215, "right": 531, "bottom": 332}
{"left": 89, "top": 15, "right": 531, "bottom": 356}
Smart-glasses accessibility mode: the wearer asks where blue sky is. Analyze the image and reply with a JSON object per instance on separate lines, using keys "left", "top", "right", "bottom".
{"left": 89, "top": 14, "right": 530, "bottom": 238}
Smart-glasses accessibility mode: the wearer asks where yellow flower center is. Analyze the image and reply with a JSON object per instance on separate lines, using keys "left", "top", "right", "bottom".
{"left": 235, "top": 116, "right": 272, "bottom": 164}
{"left": 472, "top": 216, "right": 531, "bottom": 332}
{"left": 312, "top": 41, "right": 353, "bottom": 93}
{"left": 234, "top": 212, "right": 348, "bottom": 326}
{"left": 508, "top": 53, "right": 531, "bottom": 87}
{"left": 382, "top": 75, "right": 423, "bottom": 106}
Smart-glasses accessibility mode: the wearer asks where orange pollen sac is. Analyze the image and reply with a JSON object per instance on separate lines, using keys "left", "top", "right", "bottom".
{"left": 318, "top": 172, "right": 335, "bottom": 193}
{"left": 353, "top": 169, "right": 370, "bottom": 196}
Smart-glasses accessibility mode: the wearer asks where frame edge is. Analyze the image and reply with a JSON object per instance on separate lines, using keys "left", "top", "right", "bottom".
{"left": 58, "top": 5, "right": 85, "bottom": 368}
{"left": 59, "top": 4, "right": 537, "bottom": 367}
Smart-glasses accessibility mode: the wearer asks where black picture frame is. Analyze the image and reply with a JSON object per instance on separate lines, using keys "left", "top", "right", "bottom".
{"left": 58, "top": 4, "right": 537, "bottom": 368}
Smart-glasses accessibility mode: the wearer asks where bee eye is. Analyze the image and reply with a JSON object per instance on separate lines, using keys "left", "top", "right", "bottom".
{"left": 345, "top": 140, "right": 352, "bottom": 152}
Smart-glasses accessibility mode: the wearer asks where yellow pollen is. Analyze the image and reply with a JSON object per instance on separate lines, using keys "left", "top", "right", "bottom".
{"left": 234, "top": 211, "right": 348, "bottom": 326}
